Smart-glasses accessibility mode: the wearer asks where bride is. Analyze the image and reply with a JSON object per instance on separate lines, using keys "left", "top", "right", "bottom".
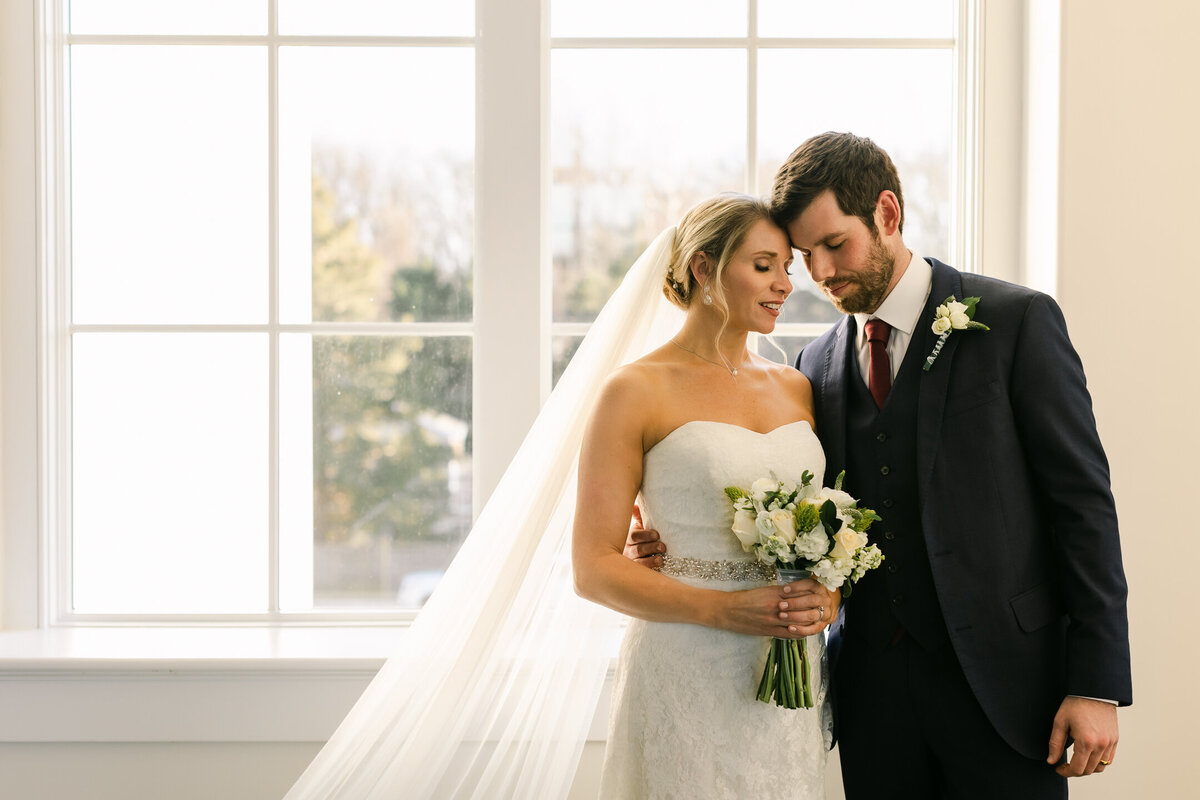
{"left": 573, "top": 193, "right": 837, "bottom": 798}
{"left": 284, "top": 193, "right": 836, "bottom": 800}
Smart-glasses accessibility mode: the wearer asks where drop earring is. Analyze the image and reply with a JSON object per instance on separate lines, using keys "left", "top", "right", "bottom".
{"left": 703, "top": 285, "right": 713, "bottom": 305}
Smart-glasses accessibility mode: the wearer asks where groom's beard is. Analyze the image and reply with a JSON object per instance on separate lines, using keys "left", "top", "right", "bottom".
{"left": 819, "top": 234, "right": 895, "bottom": 315}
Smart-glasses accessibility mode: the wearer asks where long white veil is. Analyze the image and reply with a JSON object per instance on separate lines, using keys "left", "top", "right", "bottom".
{"left": 285, "top": 227, "right": 685, "bottom": 799}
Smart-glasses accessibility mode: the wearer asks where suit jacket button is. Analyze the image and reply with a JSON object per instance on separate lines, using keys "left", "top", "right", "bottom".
{"left": 884, "top": 530, "right": 896, "bottom": 540}
{"left": 880, "top": 465, "right": 890, "bottom": 476}
{"left": 891, "top": 595, "right": 905, "bottom": 605}
{"left": 883, "top": 499, "right": 894, "bottom": 508}
{"left": 887, "top": 563, "right": 898, "bottom": 573}
{"left": 876, "top": 432, "right": 888, "bottom": 443}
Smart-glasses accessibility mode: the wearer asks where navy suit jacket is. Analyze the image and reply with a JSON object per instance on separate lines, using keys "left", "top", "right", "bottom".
{"left": 797, "top": 258, "right": 1132, "bottom": 759}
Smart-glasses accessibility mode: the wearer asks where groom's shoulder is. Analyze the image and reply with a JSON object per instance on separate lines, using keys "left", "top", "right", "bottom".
{"left": 795, "top": 319, "right": 843, "bottom": 376}
{"left": 934, "top": 259, "right": 1050, "bottom": 320}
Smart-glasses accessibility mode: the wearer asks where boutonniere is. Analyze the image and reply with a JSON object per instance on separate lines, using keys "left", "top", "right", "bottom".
{"left": 922, "top": 295, "right": 989, "bottom": 371}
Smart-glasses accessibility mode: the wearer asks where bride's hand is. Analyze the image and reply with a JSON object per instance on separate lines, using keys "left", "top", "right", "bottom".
{"left": 778, "top": 578, "right": 839, "bottom": 637}
{"left": 713, "top": 583, "right": 824, "bottom": 638}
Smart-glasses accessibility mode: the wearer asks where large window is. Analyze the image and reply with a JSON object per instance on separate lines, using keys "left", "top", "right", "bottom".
{"left": 19, "top": 0, "right": 980, "bottom": 623}
{"left": 549, "top": 0, "right": 961, "bottom": 375}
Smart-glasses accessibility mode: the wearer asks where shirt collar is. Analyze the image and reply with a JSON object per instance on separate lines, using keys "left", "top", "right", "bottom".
{"left": 853, "top": 251, "right": 932, "bottom": 342}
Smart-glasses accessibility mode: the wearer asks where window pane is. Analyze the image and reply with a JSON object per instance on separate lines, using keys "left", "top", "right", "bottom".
{"left": 69, "top": 0, "right": 266, "bottom": 34}
{"left": 758, "top": 0, "right": 954, "bottom": 38}
{"left": 72, "top": 333, "right": 269, "bottom": 613}
{"left": 552, "top": 49, "right": 746, "bottom": 322}
{"left": 279, "top": 0, "right": 473, "bottom": 36}
{"left": 552, "top": 0, "right": 747, "bottom": 37}
{"left": 756, "top": 334, "right": 821, "bottom": 366}
{"left": 758, "top": 48, "right": 955, "bottom": 266}
{"left": 279, "top": 335, "right": 472, "bottom": 610}
{"left": 70, "top": 46, "right": 268, "bottom": 324}
{"left": 279, "top": 47, "right": 474, "bottom": 324}
{"left": 551, "top": 335, "right": 583, "bottom": 387}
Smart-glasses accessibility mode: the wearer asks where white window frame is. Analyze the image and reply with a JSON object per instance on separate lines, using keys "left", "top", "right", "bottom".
{"left": 0, "top": 0, "right": 1042, "bottom": 742}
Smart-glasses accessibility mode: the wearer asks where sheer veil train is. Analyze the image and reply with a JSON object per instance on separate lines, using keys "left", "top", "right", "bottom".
{"left": 284, "top": 227, "right": 685, "bottom": 799}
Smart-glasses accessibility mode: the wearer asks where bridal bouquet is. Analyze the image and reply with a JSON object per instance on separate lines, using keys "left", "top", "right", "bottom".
{"left": 724, "top": 471, "right": 883, "bottom": 708}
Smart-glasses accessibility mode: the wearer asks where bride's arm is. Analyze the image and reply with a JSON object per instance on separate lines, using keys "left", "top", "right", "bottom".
{"left": 571, "top": 370, "right": 811, "bottom": 638}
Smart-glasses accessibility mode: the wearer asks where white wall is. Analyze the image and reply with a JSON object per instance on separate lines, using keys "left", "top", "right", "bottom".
{"left": 2, "top": 1, "right": 1195, "bottom": 797}
{"left": 1056, "top": 0, "right": 1200, "bottom": 795}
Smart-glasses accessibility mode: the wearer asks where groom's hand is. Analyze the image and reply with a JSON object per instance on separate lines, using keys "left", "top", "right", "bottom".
{"left": 624, "top": 506, "right": 665, "bottom": 567}
{"left": 1047, "top": 697, "right": 1119, "bottom": 777}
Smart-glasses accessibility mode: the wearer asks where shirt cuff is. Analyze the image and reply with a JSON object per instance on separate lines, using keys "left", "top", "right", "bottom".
{"left": 1069, "top": 695, "right": 1118, "bottom": 705}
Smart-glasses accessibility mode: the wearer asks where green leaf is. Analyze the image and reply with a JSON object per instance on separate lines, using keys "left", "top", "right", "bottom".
{"left": 819, "top": 499, "right": 842, "bottom": 535}
{"left": 801, "top": 470, "right": 814, "bottom": 487}
{"left": 834, "top": 470, "right": 846, "bottom": 491}
{"left": 966, "top": 320, "right": 990, "bottom": 331}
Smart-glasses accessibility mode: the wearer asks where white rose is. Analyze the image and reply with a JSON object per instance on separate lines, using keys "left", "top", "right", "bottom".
{"left": 931, "top": 315, "right": 952, "bottom": 335}
{"left": 817, "top": 487, "right": 857, "bottom": 510}
{"left": 829, "top": 529, "right": 869, "bottom": 559}
{"left": 731, "top": 509, "right": 758, "bottom": 551}
{"left": 750, "top": 478, "right": 777, "bottom": 501}
{"left": 778, "top": 478, "right": 797, "bottom": 495}
{"left": 949, "top": 310, "right": 970, "bottom": 329}
{"left": 945, "top": 300, "right": 968, "bottom": 316}
{"left": 768, "top": 509, "right": 797, "bottom": 545}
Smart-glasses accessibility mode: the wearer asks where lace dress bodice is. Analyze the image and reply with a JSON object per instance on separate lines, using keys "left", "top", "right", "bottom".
{"left": 598, "top": 420, "right": 830, "bottom": 799}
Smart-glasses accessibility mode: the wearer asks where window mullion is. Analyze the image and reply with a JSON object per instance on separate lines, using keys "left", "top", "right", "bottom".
{"left": 267, "top": 0, "right": 281, "bottom": 615}
{"left": 473, "top": 0, "right": 547, "bottom": 514}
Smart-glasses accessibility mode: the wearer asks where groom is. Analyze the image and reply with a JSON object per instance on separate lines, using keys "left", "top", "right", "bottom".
{"left": 629, "top": 132, "right": 1131, "bottom": 798}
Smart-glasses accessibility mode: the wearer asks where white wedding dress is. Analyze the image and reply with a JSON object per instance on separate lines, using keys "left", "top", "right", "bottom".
{"left": 599, "top": 419, "right": 832, "bottom": 799}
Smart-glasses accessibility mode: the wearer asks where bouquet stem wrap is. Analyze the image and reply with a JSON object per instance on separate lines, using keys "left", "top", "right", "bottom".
{"left": 756, "top": 567, "right": 815, "bottom": 709}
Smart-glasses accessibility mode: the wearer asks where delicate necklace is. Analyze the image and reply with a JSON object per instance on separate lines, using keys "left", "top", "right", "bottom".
{"left": 670, "top": 339, "right": 746, "bottom": 377}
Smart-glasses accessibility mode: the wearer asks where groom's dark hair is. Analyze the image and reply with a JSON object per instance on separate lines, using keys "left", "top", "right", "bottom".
{"left": 770, "top": 132, "right": 905, "bottom": 235}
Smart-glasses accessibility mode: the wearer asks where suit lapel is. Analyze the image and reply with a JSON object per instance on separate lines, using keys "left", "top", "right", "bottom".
{"left": 915, "top": 259, "right": 964, "bottom": 493}
{"left": 819, "top": 316, "right": 853, "bottom": 481}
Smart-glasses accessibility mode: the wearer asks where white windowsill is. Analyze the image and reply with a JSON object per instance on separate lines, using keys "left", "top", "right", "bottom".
{"left": 0, "top": 625, "right": 615, "bottom": 744}
{"left": 0, "top": 624, "right": 400, "bottom": 673}
{"left": 0, "top": 626, "right": 396, "bottom": 743}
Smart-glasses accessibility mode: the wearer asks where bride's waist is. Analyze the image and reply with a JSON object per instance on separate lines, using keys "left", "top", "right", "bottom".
{"left": 657, "top": 553, "right": 777, "bottom": 586}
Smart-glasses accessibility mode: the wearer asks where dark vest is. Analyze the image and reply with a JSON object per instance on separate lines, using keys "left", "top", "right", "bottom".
{"left": 840, "top": 332, "right": 948, "bottom": 651}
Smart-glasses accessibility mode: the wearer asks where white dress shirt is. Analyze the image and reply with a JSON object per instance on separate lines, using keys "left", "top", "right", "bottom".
{"left": 852, "top": 251, "right": 931, "bottom": 385}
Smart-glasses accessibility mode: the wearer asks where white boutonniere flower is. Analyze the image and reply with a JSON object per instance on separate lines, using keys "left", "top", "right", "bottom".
{"left": 923, "top": 295, "right": 989, "bottom": 371}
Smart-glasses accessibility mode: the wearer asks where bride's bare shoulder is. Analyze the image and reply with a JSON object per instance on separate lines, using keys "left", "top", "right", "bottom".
{"left": 756, "top": 355, "right": 814, "bottom": 408}
{"left": 600, "top": 351, "right": 674, "bottom": 401}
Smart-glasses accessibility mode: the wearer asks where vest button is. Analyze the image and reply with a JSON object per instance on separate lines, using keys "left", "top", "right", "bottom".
{"left": 883, "top": 499, "right": 894, "bottom": 508}
{"left": 876, "top": 432, "right": 888, "bottom": 443}
{"left": 891, "top": 595, "right": 905, "bottom": 605}
{"left": 884, "top": 530, "right": 896, "bottom": 540}
{"left": 887, "top": 563, "right": 898, "bottom": 573}
{"left": 880, "top": 465, "right": 890, "bottom": 476}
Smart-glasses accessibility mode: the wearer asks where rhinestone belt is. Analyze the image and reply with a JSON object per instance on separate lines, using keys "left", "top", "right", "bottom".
{"left": 659, "top": 554, "right": 777, "bottom": 582}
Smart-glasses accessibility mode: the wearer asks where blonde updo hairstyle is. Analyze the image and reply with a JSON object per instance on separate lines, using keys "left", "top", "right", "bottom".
{"left": 662, "top": 193, "right": 774, "bottom": 341}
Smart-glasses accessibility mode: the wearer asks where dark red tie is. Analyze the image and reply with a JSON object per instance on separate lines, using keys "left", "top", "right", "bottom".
{"left": 865, "top": 319, "right": 892, "bottom": 409}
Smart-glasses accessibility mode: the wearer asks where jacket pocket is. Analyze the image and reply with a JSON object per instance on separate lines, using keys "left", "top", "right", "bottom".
{"left": 1009, "top": 583, "right": 1063, "bottom": 633}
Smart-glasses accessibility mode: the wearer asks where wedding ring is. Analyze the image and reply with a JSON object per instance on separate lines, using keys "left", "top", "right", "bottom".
{"left": 817, "top": 606, "right": 825, "bottom": 621}
{"left": 1099, "top": 760, "right": 1112, "bottom": 766}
